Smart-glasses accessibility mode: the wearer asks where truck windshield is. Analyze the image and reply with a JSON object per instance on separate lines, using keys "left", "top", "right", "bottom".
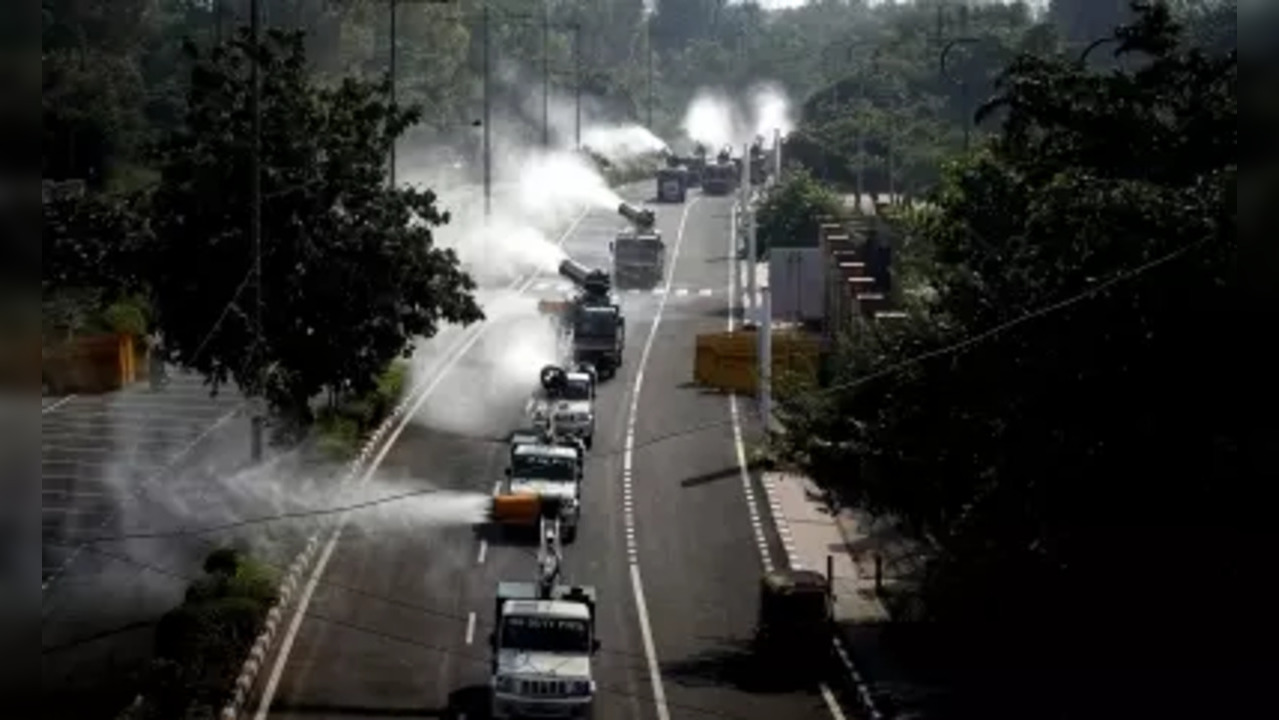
{"left": 574, "top": 310, "right": 616, "bottom": 338}
{"left": 501, "top": 615, "right": 591, "bottom": 654}
{"left": 511, "top": 454, "right": 577, "bottom": 481}
{"left": 562, "top": 380, "right": 591, "bottom": 401}
{"left": 615, "top": 240, "right": 659, "bottom": 260}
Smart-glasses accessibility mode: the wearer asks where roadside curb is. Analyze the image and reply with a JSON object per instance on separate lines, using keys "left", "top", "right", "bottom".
{"left": 218, "top": 391, "right": 418, "bottom": 720}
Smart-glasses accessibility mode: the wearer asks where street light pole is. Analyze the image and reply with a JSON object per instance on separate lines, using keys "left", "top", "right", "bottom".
{"left": 646, "top": 23, "right": 654, "bottom": 128}
{"left": 249, "top": 0, "right": 264, "bottom": 460}
{"left": 389, "top": 0, "right": 398, "bottom": 187}
{"left": 542, "top": 0, "right": 550, "bottom": 147}
{"left": 482, "top": 4, "right": 492, "bottom": 218}
{"left": 574, "top": 22, "right": 581, "bottom": 149}
{"left": 1078, "top": 36, "right": 1119, "bottom": 67}
{"left": 940, "top": 36, "right": 981, "bottom": 153}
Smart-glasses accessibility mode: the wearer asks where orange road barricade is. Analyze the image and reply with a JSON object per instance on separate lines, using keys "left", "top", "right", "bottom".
{"left": 693, "top": 329, "right": 820, "bottom": 395}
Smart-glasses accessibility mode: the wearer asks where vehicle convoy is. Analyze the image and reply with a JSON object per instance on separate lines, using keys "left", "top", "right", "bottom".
{"left": 539, "top": 257, "right": 626, "bottom": 379}
{"left": 702, "top": 147, "right": 739, "bottom": 195}
{"left": 664, "top": 149, "right": 704, "bottom": 188}
{"left": 488, "top": 496, "right": 600, "bottom": 719}
{"left": 529, "top": 364, "right": 597, "bottom": 449}
{"left": 656, "top": 165, "right": 688, "bottom": 203}
{"left": 611, "top": 201, "right": 666, "bottom": 289}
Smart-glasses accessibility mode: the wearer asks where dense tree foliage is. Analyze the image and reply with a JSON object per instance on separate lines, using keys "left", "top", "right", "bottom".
{"left": 753, "top": 167, "right": 844, "bottom": 259}
{"left": 777, "top": 4, "right": 1237, "bottom": 715}
{"left": 146, "top": 29, "right": 482, "bottom": 421}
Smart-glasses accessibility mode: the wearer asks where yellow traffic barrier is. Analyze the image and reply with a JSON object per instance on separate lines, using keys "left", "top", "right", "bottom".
{"left": 693, "top": 329, "right": 820, "bottom": 394}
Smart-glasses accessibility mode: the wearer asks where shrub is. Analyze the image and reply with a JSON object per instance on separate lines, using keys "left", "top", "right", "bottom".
{"left": 123, "top": 548, "right": 279, "bottom": 720}
{"left": 101, "top": 294, "right": 151, "bottom": 336}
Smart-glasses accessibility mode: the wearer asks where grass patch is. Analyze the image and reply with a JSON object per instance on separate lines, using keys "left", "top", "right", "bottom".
{"left": 315, "top": 360, "right": 409, "bottom": 460}
{"left": 118, "top": 548, "right": 279, "bottom": 720}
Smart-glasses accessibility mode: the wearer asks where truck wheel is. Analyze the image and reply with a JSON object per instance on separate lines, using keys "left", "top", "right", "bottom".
{"left": 585, "top": 434, "right": 594, "bottom": 450}
{"left": 564, "top": 522, "right": 578, "bottom": 543}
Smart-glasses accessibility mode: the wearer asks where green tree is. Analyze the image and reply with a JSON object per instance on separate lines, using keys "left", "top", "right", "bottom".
{"left": 778, "top": 4, "right": 1236, "bottom": 711}
{"left": 147, "top": 28, "right": 483, "bottom": 423}
{"left": 753, "top": 167, "right": 844, "bottom": 259}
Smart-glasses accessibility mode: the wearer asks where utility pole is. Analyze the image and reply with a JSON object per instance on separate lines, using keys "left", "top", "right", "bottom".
{"left": 646, "top": 24, "right": 654, "bottom": 128}
{"left": 940, "top": 37, "right": 979, "bottom": 153}
{"left": 249, "top": 0, "right": 264, "bottom": 461}
{"left": 574, "top": 22, "right": 581, "bottom": 150}
{"left": 542, "top": 0, "right": 550, "bottom": 147}
{"left": 743, "top": 143, "right": 756, "bottom": 321}
{"left": 389, "top": 0, "right": 398, "bottom": 186}
{"left": 773, "top": 127, "right": 781, "bottom": 179}
{"left": 215, "top": 0, "right": 224, "bottom": 45}
{"left": 760, "top": 287, "right": 772, "bottom": 428}
{"left": 482, "top": 4, "right": 492, "bottom": 218}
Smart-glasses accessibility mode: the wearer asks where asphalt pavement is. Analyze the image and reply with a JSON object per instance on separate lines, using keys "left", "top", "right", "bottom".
{"left": 254, "top": 184, "right": 851, "bottom": 720}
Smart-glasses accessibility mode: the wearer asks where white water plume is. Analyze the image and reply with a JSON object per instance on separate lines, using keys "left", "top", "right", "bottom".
{"left": 517, "top": 150, "right": 623, "bottom": 214}
{"left": 581, "top": 124, "right": 669, "bottom": 165}
{"left": 406, "top": 292, "right": 562, "bottom": 440}
{"left": 681, "top": 84, "right": 796, "bottom": 150}
{"left": 750, "top": 83, "right": 795, "bottom": 142}
{"left": 682, "top": 90, "right": 745, "bottom": 151}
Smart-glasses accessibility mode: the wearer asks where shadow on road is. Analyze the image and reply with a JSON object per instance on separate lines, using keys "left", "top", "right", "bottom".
{"left": 680, "top": 460, "right": 772, "bottom": 490}
{"left": 266, "top": 702, "right": 446, "bottom": 717}
{"left": 660, "top": 638, "right": 817, "bottom": 695}
{"left": 269, "top": 687, "right": 491, "bottom": 719}
{"left": 680, "top": 467, "right": 743, "bottom": 489}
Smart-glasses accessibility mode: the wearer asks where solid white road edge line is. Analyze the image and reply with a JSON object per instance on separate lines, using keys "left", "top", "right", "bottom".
{"left": 41, "top": 395, "right": 77, "bottom": 414}
{"left": 252, "top": 210, "right": 590, "bottom": 720}
{"left": 621, "top": 196, "right": 699, "bottom": 720}
{"left": 724, "top": 201, "right": 847, "bottom": 719}
{"left": 820, "top": 683, "right": 849, "bottom": 720}
{"left": 725, "top": 202, "right": 775, "bottom": 574}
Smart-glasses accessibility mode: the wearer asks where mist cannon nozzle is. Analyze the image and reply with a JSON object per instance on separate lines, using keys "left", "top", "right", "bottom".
{"left": 617, "top": 202, "right": 656, "bottom": 232}
{"left": 558, "top": 258, "right": 611, "bottom": 298}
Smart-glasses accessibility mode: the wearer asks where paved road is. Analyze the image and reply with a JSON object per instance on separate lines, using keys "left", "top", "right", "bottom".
{"left": 256, "top": 188, "right": 850, "bottom": 720}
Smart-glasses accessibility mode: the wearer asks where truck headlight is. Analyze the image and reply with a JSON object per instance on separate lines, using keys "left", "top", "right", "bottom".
{"left": 493, "top": 675, "right": 517, "bottom": 693}
{"left": 569, "top": 679, "right": 593, "bottom": 696}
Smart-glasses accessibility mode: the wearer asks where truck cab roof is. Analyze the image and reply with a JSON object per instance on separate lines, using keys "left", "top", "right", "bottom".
{"left": 498, "top": 581, "right": 597, "bottom": 617}
{"left": 512, "top": 444, "right": 580, "bottom": 461}
{"left": 501, "top": 599, "right": 593, "bottom": 621}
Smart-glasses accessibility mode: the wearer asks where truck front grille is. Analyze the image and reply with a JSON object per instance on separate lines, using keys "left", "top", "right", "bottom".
{"left": 519, "top": 678, "right": 569, "bottom": 697}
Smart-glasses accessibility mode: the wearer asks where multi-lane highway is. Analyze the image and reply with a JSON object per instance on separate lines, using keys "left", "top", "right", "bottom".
{"left": 254, "top": 183, "right": 853, "bottom": 720}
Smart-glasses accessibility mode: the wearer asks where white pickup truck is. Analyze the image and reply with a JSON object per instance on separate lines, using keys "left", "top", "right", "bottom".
{"left": 530, "top": 368, "right": 597, "bottom": 449}
{"left": 489, "top": 582, "right": 598, "bottom": 719}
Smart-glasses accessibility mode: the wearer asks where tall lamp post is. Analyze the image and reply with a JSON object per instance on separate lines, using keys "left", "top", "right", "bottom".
{"left": 940, "top": 36, "right": 982, "bottom": 152}
{"left": 248, "top": 0, "right": 265, "bottom": 458}
{"left": 1078, "top": 36, "right": 1120, "bottom": 67}
{"left": 388, "top": 0, "right": 457, "bottom": 188}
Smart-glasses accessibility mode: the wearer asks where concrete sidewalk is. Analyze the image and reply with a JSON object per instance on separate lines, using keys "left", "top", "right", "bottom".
{"left": 762, "top": 470, "right": 933, "bottom": 719}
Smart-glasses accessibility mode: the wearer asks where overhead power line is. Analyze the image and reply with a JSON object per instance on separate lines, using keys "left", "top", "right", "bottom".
{"left": 44, "top": 542, "right": 810, "bottom": 720}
